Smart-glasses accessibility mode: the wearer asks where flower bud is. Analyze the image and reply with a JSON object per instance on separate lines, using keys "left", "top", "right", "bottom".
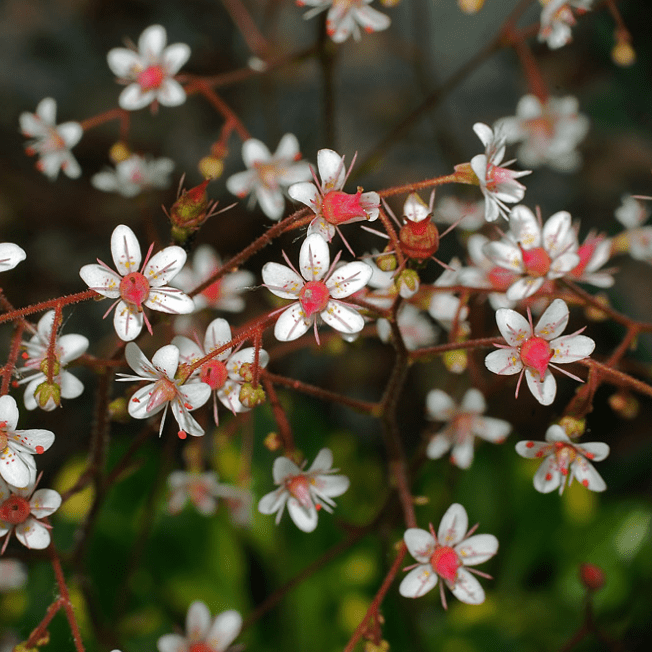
{"left": 109, "top": 141, "right": 131, "bottom": 163}
{"left": 363, "top": 642, "right": 390, "bottom": 652}
{"left": 34, "top": 380, "right": 61, "bottom": 410}
{"left": 612, "top": 32, "right": 636, "bottom": 67}
{"left": 399, "top": 220, "right": 439, "bottom": 261}
{"left": 458, "top": 0, "right": 485, "bottom": 13}
{"left": 239, "top": 383, "right": 266, "bottom": 409}
{"left": 170, "top": 179, "right": 210, "bottom": 227}
{"left": 609, "top": 391, "right": 639, "bottom": 419}
{"left": 108, "top": 397, "right": 130, "bottom": 423}
{"left": 238, "top": 362, "right": 254, "bottom": 383}
{"left": 558, "top": 416, "right": 586, "bottom": 440}
{"left": 579, "top": 563, "right": 605, "bottom": 592}
{"left": 396, "top": 269, "right": 419, "bottom": 298}
{"left": 264, "top": 432, "right": 283, "bottom": 452}
{"left": 376, "top": 249, "right": 398, "bottom": 272}
{"left": 199, "top": 156, "right": 224, "bottom": 180}
{"left": 443, "top": 349, "right": 467, "bottom": 374}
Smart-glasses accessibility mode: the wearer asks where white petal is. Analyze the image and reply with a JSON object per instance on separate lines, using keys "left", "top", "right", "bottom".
{"left": 484, "top": 348, "right": 523, "bottom": 376}
{"left": 426, "top": 434, "right": 452, "bottom": 460}
{"left": 171, "top": 401, "right": 205, "bottom": 437}
{"left": 206, "top": 610, "right": 242, "bottom": 652}
{"left": 509, "top": 205, "right": 541, "bottom": 248}
{"left": 288, "top": 182, "right": 321, "bottom": 210}
{"left": 79, "top": 264, "right": 122, "bottom": 298}
{"left": 29, "top": 488, "right": 62, "bottom": 518}
{"left": 157, "top": 634, "right": 187, "bottom": 652}
{"left": 15, "top": 518, "right": 51, "bottom": 549}
{"left": 128, "top": 384, "right": 165, "bottom": 419}
{"left": 242, "top": 138, "right": 272, "bottom": 168}
{"left": 124, "top": 342, "right": 156, "bottom": 377}
{"left": 275, "top": 133, "right": 301, "bottom": 159}
{"left": 326, "top": 261, "right": 372, "bottom": 298}
{"left": 399, "top": 565, "right": 438, "bottom": 598}
{"left": 272, "top": 456, "right": 301, "bottom": 484}
{"left": 162, "top": 43, "right": 191, "bottom": 75}
{"left": 274, "top": 303, "right": 312, "bottom": 341}
{"left": 256, "top": 186, "right": 285, "bottom": 220}
{"left": 495, "top": 308, "right": 531, "bottom": 346}
{"left": 60, "top": 372, "right": 84, "bottom": 400}
{"left": 178, "top": 382, "right": 211, "bottom": 411}
{"left": 258, "top": 489, "right": 287, "bottom": 516}
{"left": 107, "top": 48, "right": 142, "bottom": 78}
{"left": 320, "top": 300, "right": 364, "bottom": 334}
{"left": 57, "top": 122, "right": 83, "bottom": 148}
{"left": 353, "top": 5, "right": 391, "bottom": 35}
{"left": 0, "top": 395, "right": 19, "bottom": 429}
{"left": 403, "top": 529, "right": 436, "bottom": 563}
{"left": 262, "top": 263, "right": 304, "bottom": 299}
{"left": 313, "top": 474, "right": 349, "bottom": 499}
{"left": 438, "top": 503, "right": 468, "bottom": 546}
{"left": 226, "top": 169, "right": 256, "bottom": 199}
{"left": 10, "top": 428, "right": 55, "bottom": 455}
{"left": 450, "top": 438, "right": 474, "bottom": 469}
{"left": 308, "top": 448, "right": 333, "bottom": 473}
{"left": 534, "top": 299, "right": 569, "bottom": 340}
{"left": 525, "top": 368, "right": 557, "bottom": 405}
{"left": 571, "top": 457, "right": 606, "bottom": 492}
{"left": 542, "top": 211, "right": 574, "bottom": 258}
{"left": 113, "top": 301, "right": 144, "bottom": 341}
{"left": 205, "top": 318, "right": 233, "bottom": 357}
{"left": 287, "top": 497, "right": 318, "bottom": 532}
{"left": 577, "top": 442, "right": 610, "bottom": 463}
{"left": 515, "top": 439, "right": 551, "bottom": 459}
{"left": 532, "top": 454, "right": 561, "bottom": 493}
{"left": 144, "top": 247, "right": 187, "bottom": 286}
{"left": 226, "top": 347, "right": 268, "bottom": 378}
{"left": 317, "top": 149, "right": 346, "bottom": 190}
{"left": 119, "top": 84, "right": 155, "bottom": 111}
{"left": 186, "top": 600, "right": 211, "bottom": 643}
{"left": 455, "top": 534, "right": 498, "bottom": 566}
{"left": 139, "top": 24, "right": 167, "bottom": 59}
{"left": 58, "top": 334, "right": 89, "bottom": 363}
{"left": 145, "top": 287, "right": 195, "bottom": 314}
{"left": 473, "top": 123, "right": 494, "bottom": 148}
{"left": 505, "top": 276, "right": 544, "bottom": 301}
{"left": 0, "top": 243, "right": 26, "bottom": 272}
{"left": 157, "top": 79, "right": 187, "bottom": 107}
{"left": 111, "top": 225, "right": 142, "bottom": 275}
{"left": 299, "top": 234, "right": 330, "bottom": 282}
{"left": 0, "top": 448, "right": 35, "bottom": 488}
{"left": 450, "top": 567, "right": 486, "bottom": 605}
{"left": 151, "top": 344, "right": 180, "bottom": 379}
{"left": 473, "top": 416, "right": 511, "bottom": 443}
{"left": 460, "top": 388, "right": 486, "bottom": 414}
{"left": 426, "top": 389, "right": 456, "bottom": 421}
{"left": 550, "top": 334, "right": 595, "bottom": 363}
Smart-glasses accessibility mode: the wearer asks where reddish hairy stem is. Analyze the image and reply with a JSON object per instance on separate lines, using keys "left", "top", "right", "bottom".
{"left": 378, "top": 172, "right": 471, "bottom": 199}
{"left": 0, "top": 290, "right": 98, "bottom": 325}
{"left": 79, "top": 107, "right": 129, "bottom": 133}
{"left": 579, "top": 358, "right": 652, "bottom": 399}
{"left": 410, "top": 336, "right": 502, "bottom": 360}
{"left": 1, "top": 320, "right": 25, "bottom": 396}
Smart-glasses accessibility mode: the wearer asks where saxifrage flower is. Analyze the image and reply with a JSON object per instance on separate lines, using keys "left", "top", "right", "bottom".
{"left": 0, "top": 243, "right": 26, "bottom": 275}
{"left": 91, "top": 154, "right": 175, "bottom": 197}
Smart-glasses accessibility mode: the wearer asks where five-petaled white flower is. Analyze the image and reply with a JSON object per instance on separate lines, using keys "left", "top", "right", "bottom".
{"left": 0, "top": 477, "right": 61, "bottom": 553}
{"left": 79, "top": 224, "right": 194, "bottom": 341}
{"left": 91, "top": 154, "right": 175, "bottom": 197}
{"left": 226, "top": 134, "right": 312, "bottom": 220}
{"left": 538, "top": 0, "right": 593, "bottom": 50}
{"left": 107, "top": 24, "right": 191, "bottom": 111}
{"left": 262, "top": 233, "right": 372, "bottom": 342}
{"left": 297, "top": 0, "right": 391, "bottom": 43}
{"left": 425, "top": 389, "right": 511, "bottom": 469}
{"left": 116, "top": 343, "right": 211, "bottom": 438}
{"left": 20, "top": 97, "right": 82, "bottom": 180}
{"left": 289, "top": 149, "right": 380, "bottom": 243}
{"left": 495, "top": 94, "right": 590, "bottom": 172}
{"left": 0, "top": 396, "right": 54, "bottom": 489}
{"left": 258, "top": 448, "right": 350, "bottom": 532}
{"left": 482, "top": 205, "right": 580, "bottom": 301}
{"left": 470, "top": 123, "right": 531, "bottom": 222}
{"left": 0, "top": 243, "right": 26, "bottom": 275}
{"left": 614, "top": 194, "right": 652, "bottom": 262}
{"left": 172, "top": 317, "right": 269, "bottom": 424}
{"left": 400, "top": 503, "right": 498, "bottom": 608}
{"left": 167, "top": 471, "right": 224, "bottom": 516}
{"left": 484, "top": 298, "right": 595, "bottom": 406}
{"left": 516, "top": 424, "right": 609, "bottom": 494}
{"left": 157, "top": 600, "right": 242, "bottom": 652}
{"left": 18, "top": 310, "right": 89, "bottom": 412}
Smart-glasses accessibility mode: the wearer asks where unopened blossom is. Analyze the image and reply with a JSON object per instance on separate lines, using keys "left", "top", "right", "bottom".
{"left": 107, "top": 24, "right": 191, "bottom": 111}
{"left": 157, "top": 600, "right": 242, "bottom": 652}
{"left": 79, "top": 224, "right": 194, "bottom": 341}
{"left": 614, "top": 194, "right": 652, "bottom": 262}
{"left": 400, "top": 503, "right": 498, "bottom": 607}
{"left": 297, "top": 0, "right": 391, "bottom": 43}
{"left": 0, "top": 477, "right": 61, "bottom": 552}
{"left": 0, "top": 396, "right": 54, "bottom": 488}
{"left": 226, "top": 133, "right": 312, "bottom": 220}
{"left": 434, "top": 196, "right": 485, "bottom": 232}
{"left": 399, "top": 193, "right": 441, "bottom": 262}
{"left": 470, "top": 123, "right": 531, "bottom": 222}
{"left": 0, "top": 243, "right": 26, "bottom": 274}
{"left": 516, "top": 424, "right": 609, "bottom": 494}
{"left": 262, "top": 233, "right": 372, "bottom": 342}
{"left": 172, "top": 317, "right": 269, "bottom": 423}
{"left": 484, "top": 298, "right": 595, "bottom": 405}
{"left": 538, "top": 0, "right": 593, "bottom": 50}
{"left": 482, "top": 205, "right": 580, "bottom": 301}
{"left": 495, "top": 94, "right": 590, "bottom": 172}
{"left": 377, "top": 304, "right": 438, "bottom": 351}
{"left": 258, "top": 448, "right": 349, "bottom": 532}
{"left": 18, "top": 310, "right": 89, "bottom": 411}
{"left": 288, "top": 149, "right": 380, "bottom": 242}
{"left": 167, "top": 471, "right": 223, "bottom": 515}
{"left": 91, "top": 154, "right": 175, "bottom": 197}
{"left": 116, "top": 343, "right": 211, "bottom": 437}
{"left": 426, "top": 389, "right": 511, "bottom": 469}
{"left": 0, "top": 559, "right": 27, "bottom": 590}
{"left": 20, "top": 97, "right": 82, "bottom": 180}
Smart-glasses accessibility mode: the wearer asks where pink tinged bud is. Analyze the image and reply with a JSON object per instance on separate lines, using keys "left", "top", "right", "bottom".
{"left": 137, "top": 65, "right": 166, "bottom": 91}
{"left": 0, "top": 495, "right": 31, "bottom": 525}
{"left": 200, "top": 360, "right": 228, "bottom": 390}
{"left": 430, "top": 546, "right": 462, "bottom": 583}
{"left": 299, "top": 281, "right": 331, "bottom": 317}
{"left": 520, "top": 246, "right": 552, "bottom": 277}
{"left": 285, "top": 474, "right": 313, "bottom": 510}
{"left": 520, "top": 336, "right": 553, "bottom": 379}
{"left": 145, "top": 378, "right": 178, "bottom": 412}
{"left": 322, "top": 190, "right": 368, "bottom": 225}
{"left": 579, "top": 563, "right": 606, "bottom": 591}
{"left": 399, "top": 220, "right": 440, "bottom": 261}
{"left": 119, "top": 272, "right": 151, "bottom": 308}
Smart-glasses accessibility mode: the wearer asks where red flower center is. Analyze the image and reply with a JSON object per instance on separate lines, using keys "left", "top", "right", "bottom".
{"left": 285, "top": 474, "right": 312, "bottom": 510}
{"left": 430, "top": 546, "right": 461, "bottom": 583}
{"left": 520, "top": 336, "right": 553, "bottom": 379}
{"left": 487, "top": 266, "right": 518, "bottom": 292}
{"left": 299, "top": 281, "right": 331, "bottom": 318}
{"left": 200, "top": 360, "right": 228, "bottom": 390}
{"left": 137, "top": 65, "right": 166, "bottom": 91}
{"left": 145, "top": 378, "right": 178, "bottom": 412}
{"left": 202, "top": 276, "right": 223, "bottom": 304}
{"left": 119, "top": 272, "right": 151, "bottom": 308}
{"left": 0, "top": 495, "right": 31, "bottom": 525}
{"left": 322, "top": 190, "right": 367, "bottom": 225}
{"left": 189, "top": 644, "right": 214, "bottom": 652}
{"left": 521, "top": 246, "right": 552, "bottom": 277}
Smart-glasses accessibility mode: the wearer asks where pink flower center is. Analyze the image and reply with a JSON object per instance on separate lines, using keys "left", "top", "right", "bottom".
{"left": 200, "top": 360, "right": 228, "bottom": 390}
{"left": 137, "top": 65, "right": 166, "bottom": 91}
{"left": 0, "top": 495, "right": 31, "bottom": 525}
{"left": 520, "top": 336, "right": 553, "bottom": 379}
{"left": 430, "top": 546, "right": 461, "bottom": 583}
{"left": 451, "top": 413, "right": 474, "bottom": 443}
{"left": 189, "top": 644, "right": 214, "bottom": 652}
{"left": 322, "top": 190, "right": 367, "bottom": 225}
{"left": 487, "top": 266, "right": 518, "bottom": 292}
{"left": 285, "top": 474, "right": 313, "bottom": 510}
{"left": 119, "top": 272, "right": 151, "bottom": 308}
{"left": 521, "top": 246, "right": 552, "bottom": 277}
{"left": 202, "top": 276, "right": 223, "bottom": 304}
{"left": 145, "top": 377, "right": 178, "bottom": 412}
{"left": 571, "top": 238, "right": 602, "bottom": 278}
{"left": 300, "top": 281, "right": 331, "bottom": 317}
{"left": 255, "top": 161, "right": 282, "bottom": 189}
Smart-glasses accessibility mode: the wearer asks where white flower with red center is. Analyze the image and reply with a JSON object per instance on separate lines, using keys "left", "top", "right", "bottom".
{"left": 482, "top": 205, "right": 580, "bottom": 301}
{"left": 0, "top": 243, "right": 26, "bottom": 274}
{"left": 425, "top": 389, "right": 511, "bottom": 469}
{"left": 91, "top": 154, "right": 175, "bottom": 197}
{"left": 258, "top": 448, "right": 350, "bottom": 532}
{"left": 157, "top": 600, "right": 242, "bottom": 652}
{"left": 538, "top": 0, "right": 593, "bottom": 50}
{"left": 0, "top": 396, "right": 54, "bottom": 489}
{"left": 484, "top": 298, "right": 595, "bottom": 406}
{"left": 116, "top": 343, "right": 211, "bottom": 438}
{"left": 20, "top": 97, "right": 82, "bottom": 180}
{"left": 226, "top": 134, "right": 312, "bottom": 220}
{"left": 470, "top": 123, "right": 531, "bottom": 222}
{"left": 262, "top": 233, "right": 372, "bottom": 342}
{"left": 166, "top": 471, "right": 224, "bottom": 515}
{"left": 79, "top": 224, "right": 194, "bottom": 341}
{"left": 0, "top": 477, "right": 61, "bottom": 552}
{"left": 614, "top": 194, "right": 652, "bottom": 262}
{"left": 107, "top": 24, "right": 191, "bottom": 111}
{"left": 18, "top": 310, "right": 89, "bottom": 412}
{"left": 400, "top": 503, "right": 498, "bottom": 607}
{"left": 288, "top": 149, "right": 380, "bottom": 243}
{"left": 297, "top": 0, "right": 391, "bottom": 43}
{"left": 567, "top": 231, "right": 614, "bottom": 288}
{"left": 495, "top": 94, "right": 590, "bottom": 172}
{"left": 516, "top": 424, "right": 609, "bottom": 494}
{"left": 172, "top": 317, "right": 269, "bottom": 424}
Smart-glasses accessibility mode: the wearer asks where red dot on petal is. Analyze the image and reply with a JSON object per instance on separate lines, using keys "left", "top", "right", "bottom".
{"left": 178, "top": 430, "right": 187, "bottom": 439}
{"left": 582, "top": 479, "right": 589, "bottom": 487}
{"left": 545, "top": 473, "right": 553, "bottom": 481}
{"left": 526, "top": 441, "right": 535, "bottom": 448}
{"left": 21, "top": 352, "right": 29, "bottom": 359}
{"left": 585, "top": 452, "right": 594, "bottom": 460}
{"left": 315, "top": 503, "right": 322, "bottom": 511}
{"left": 535, "top": 451, "right": 544, "bottom": 458}
{"left": 36, "top": 446, "right": 44, "bottom": 454}
{"left": 184, "top": 403, "right": 193, "bottom": 410}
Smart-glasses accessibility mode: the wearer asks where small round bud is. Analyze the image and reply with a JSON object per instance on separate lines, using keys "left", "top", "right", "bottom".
{"left": 579, "top": 563, "right": 605, "bottom": 592}
{"left": 363, "top": 642, "right": 390, "bottom": 652}
{"left": 239, "top": 362, "right": 254, "bottom": 383}
{"left": 396, "top": 269, "right": 419, "bottom": 298}
{"left": 558, "top": 416, "right": 586, "bottom": 440}
{"left": 34, "top": 381, "right": 61, "bottom": 410}
{"left": 39, "top": 357, "right": 61, "bottom": 378}
{"left": 109, "top": 141, "right": 131, "bottom": 163}
{"left": 458, "top": 0, "right": 484, "bottom": 13}
{"left": 413, "top": 495, "right": 429, "bottom": 506}
{"left": 239, "top": 383, "right": 266, "bottom": 409}
{"left": 108, "top": 397, "right": 130, "bottom": 423}
{"left": 608, "top": 391, "right": 639, "bottom": 419}
{"left": 612, "top": 40, "right": 636, "bottom": 67}
{"left": 443, "top": 349, "right": 467, "bottom": 374}
{"left": 264, "top": 432, "right": 283, "bottom": 452}
{"left": 199, "top": 156, "right": 224, "bottom": 180}
{"left": 376, "top": 250, "right": 398, "bottom": 272}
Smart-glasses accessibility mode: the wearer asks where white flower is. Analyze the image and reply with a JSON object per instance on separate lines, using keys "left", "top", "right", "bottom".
{"left": 20, "top": 97, "right": 82, "bottom": 180}
{"left": 107, "top": 24, "right": 190, "bottom": 111}
{"left": 297, "top": 0, "right": 391, "bottom": 43}
{"left": 167, "top": 471, "right": 224, "bottom": 515}
{"left": 470, "top": 123, "right": 531, "bottom": 222}
{"left": 92, "top": 154, "right": 175, "bottom": 197}
{"left": 0, "top": 243, "right": 26, "bottom": 274}
{"left": 18, "top": 310, "right": 89, "bottom": 411}
{"left": 157, "top": 601, "right": 242, "bottom": 652}
{"left": 399, "top": 503, "right": 498, "bottom": 607}
{"left": 288, "top": 149, "right": 380, "bottom": 242}
{"left": 614, "top": 194, "right": 652, "bottom": 262}
{"left": 116, "top": 343, "right": 211, "bottom": 437}
{"left": 377, "top": 304, "right": 438, "bottom": 352}
{"left": 425, "top": 389, "right": 511, "bottom": 469}
{"left": 538, "top": 0, "right": 593, "bottom": 50}
{"left": 484, "top": 298, "right": 595, "bottom": 406}
{"left": 226, "top": 134, "right": 312, "bottom": 220}
{"left": 495, "top": 94, "right": 590, "bottom": 172}
{"left": 0, "top": 559, "right": 27, "bottom": 591}
{"left": 79, "top": 224, "right": 194, "bottom": 341}
{"left": 482, "top": 205, "right": 580, "bottom": 301}
{"left": 515, "top": 424, "right": 609, "bottom": 494}
{"left": 0, "top": 396, "right": 54, "bottom": 488}
{"left": 434, "top": 196, "right": 485, "bottom": 232}
{"left": 258, "top": 448, "right": 350, "bottom": 532}
{"left": 262, "top": 233, "right": 372, "bottom": 342}
{"left": 0, "top": 477, "right": 61, "bottom": 552}
{"left": 172, "top": 317, "right": 269, "bottom": 423}
{"left": 567, "top": 231, "right": 614, "bottom": 288}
